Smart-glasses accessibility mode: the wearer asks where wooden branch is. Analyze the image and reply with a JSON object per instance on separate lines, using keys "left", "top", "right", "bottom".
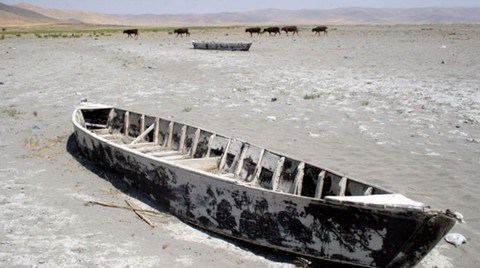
{"left": 86, "top": 200, "right": 162, "bottom": 215}
{"left": 125, "top": 199, "right": 155, "bottom": 228}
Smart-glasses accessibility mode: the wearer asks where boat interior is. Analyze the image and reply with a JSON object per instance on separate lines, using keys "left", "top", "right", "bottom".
{"left": 77, "top": 107, "right": 391, "bottom": 200}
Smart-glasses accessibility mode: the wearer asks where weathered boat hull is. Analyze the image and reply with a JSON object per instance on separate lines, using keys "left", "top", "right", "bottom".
{"left": 192, "top": 41, "right": 252, "bottom": 51}
{"left": 72, "top": 104, "right": 456, "bottom": 267}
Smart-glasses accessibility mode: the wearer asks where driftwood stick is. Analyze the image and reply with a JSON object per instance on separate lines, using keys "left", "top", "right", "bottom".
{"left": 86, "top": 200, "right": 162, "bottom": 215}
{"left": 125, "top": 199, "right": 155, "bottom": 228}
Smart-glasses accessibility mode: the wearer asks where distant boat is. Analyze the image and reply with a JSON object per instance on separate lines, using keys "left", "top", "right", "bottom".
{"left": 72, "top": 102, "right": 457, "bottom": 268}
{"left": 192, "top": 41, "right": 252, "bottom": 51}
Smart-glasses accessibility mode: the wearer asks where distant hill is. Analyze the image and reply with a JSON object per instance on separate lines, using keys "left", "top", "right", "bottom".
{"left": 14, "top": 3, "right": 127, "bottom": 25}
{"left": 113, "top": 7, "right": 480, "bottom": 26}
{"left": 0, "top": 2, "right": 59, "bottom": 26}
{"left": 1, "top": 2, "right": 479, "bottom": 27}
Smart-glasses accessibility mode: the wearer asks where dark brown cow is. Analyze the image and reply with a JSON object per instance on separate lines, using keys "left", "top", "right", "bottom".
{"left": 282, "top": 26, "right": 298, "bottom": 36}
{"left": 312, "top": 26, "right": 328, "bottom": 36}
{"left": 174, "top": 28, "right": 190, "bottom": 37}
{"left": 245, "top": 27, "right": 261, "bottom": 36}
{"left": 123, "top": 29, "right": 138, "bottom": 38}
{"left": 262, "top": 27, "right": 281, "bottom": 36}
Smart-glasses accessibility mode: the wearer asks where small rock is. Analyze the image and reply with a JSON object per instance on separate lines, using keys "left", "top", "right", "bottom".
{"left": 454, "top": 212, "right": 465, "bottom": 223}
{"left": 444, "top": 233, "right": 467, "bottom": 247}
{"left": 265, "top": 116, "right": 276, "bottom": 122}
{"left": 271, "top": 97, "right": 277, "bottom": 102}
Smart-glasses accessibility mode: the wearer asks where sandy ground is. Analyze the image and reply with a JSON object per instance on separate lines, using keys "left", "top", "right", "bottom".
{"left": 1, "top": 25, "right": 479, "bottom": 267}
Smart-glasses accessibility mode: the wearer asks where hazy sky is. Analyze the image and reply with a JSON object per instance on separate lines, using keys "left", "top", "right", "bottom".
{"left": 4, "top": 0, "right": 480, "bottom": 14}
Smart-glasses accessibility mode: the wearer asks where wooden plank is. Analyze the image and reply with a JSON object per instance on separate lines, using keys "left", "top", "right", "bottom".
{"left": 314, "top": 170, "right": 326, "bottom": 199}
{"left": 124, "top": 111, "right": 130, "bottom": 137}
{"left": 85, "top": 122, "right": 107, "bottom": 128}
{"left": 222, "top": 139, "right": 243, "bottom": 173}
{"left": 99, "top": 134, "right": 122, "bottom": 142}
{"left": 338, "top": 177, "right": 347, "bottom": 196}
{"left": 173, "top": 157, "right": 220, "bottom": 171}
{"left": 178, "top": 125, "right": 187, "bottom": 153}
{"left": 190, "top": 128, "right": 201, "bottom": 157}
{"left": 92, "top": 129, "right": 110, "bottom": 135}
{"left": 218, "top": 138, "right": 232, "bottom": 171}
{"left": 106, "top": 108, "right": 114, "bottom": 127}
{"left": 221, "top": 173, "right": 235, "bottom": 179}
{"left": 272, "top": 157, "right": 285, "bottom": 191}
{"left": 140, "top": 114, "right": 145, "bottom": 134}
{"left": 206, "top": 134, "right": 216, "bottom": 157}
{"left": 153, "top": 118, "right": 160, "bottom": 145}
{"left": 161, "top": 154, "right": 190, "bottom": 161}
{"left": 225, "top": 141, "right": 243, "bottom": 173}
{"left": 148, "top": 150, "right": 181, "bottom": 157}
{"left": 130, "top": 123, "right": 155, "bottom": 145}
{"left": 125, "top": 142, "right": 156, "bottom": 148}
{"left": 291, "top": 162, "right": 305, "bottom": 195}
{"left": 137, "top": 145, "right": 166, "bottom": 153}
{"left": 99, "top": 133, "right": 122, "bottom": 138}
{"left": 250, "top": 149, "right": 265, "bottom": 184}
{"left": 165, "top": 121, "right": 174, "bottom": 149}
{"left": 234, "top": 144, "right": 249, "bottom": 177}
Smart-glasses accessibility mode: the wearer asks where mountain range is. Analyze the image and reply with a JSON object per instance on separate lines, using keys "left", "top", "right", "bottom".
{"left": 1, "top": 2, "right": 479, "bottom": 27}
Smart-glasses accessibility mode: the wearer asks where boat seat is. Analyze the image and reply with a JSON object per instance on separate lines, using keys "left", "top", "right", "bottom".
{"left": 92, "top": 129, "right": 111, "bottom": 135}
{"left": 137, "top": 145, "right": 171, "bottom": 153}
{"left": 125, "top": 142, "right": 156, "bottom": 149}
{"left": 162, "top": 154, "right": 191, "bottom": 161}
{"left": 147, "top": 150, "right": 182, "bottom": 158}
{"left": 100, "top": 134, "right": 118, "bottom": 139}
{"left": 85, "top": 122, "right": 107, "bottom": 129}
{"left": 100, "top": 134, "right": 124, "bottom": 143}
{"left": 172, "top": 157, "right": 220, "bottom": 172}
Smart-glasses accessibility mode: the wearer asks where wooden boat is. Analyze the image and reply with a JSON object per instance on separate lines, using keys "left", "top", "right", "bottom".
{"left": 192, "top": 41, "right": 252, "bottom": 51}
{"left": 72, "top": 102, "right": 457, "bottom": 267}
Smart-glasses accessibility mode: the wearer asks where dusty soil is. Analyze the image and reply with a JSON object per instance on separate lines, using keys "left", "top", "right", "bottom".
{"left": 1, "top": 25, "right": 479, "bottom": 267}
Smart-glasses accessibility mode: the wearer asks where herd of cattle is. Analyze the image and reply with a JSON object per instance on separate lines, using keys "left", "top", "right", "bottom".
{"left": 246, "top": 26, "right": 328, "bottom": 36}
{"left": 123, "top": 26, "right": 328, "bottom": 38}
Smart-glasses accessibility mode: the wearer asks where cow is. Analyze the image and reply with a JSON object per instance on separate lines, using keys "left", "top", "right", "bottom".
{"left": 262, "top": 27, "right": 281, "bottom": 36}
{"left": 312, "top": 26, "right": 328, "bottom": 36}
{"left": 282, "top": 26, "right": 298, "bottom": 36}
{"left": 123, "top": 29, "right": 138, "bottom": 38}
{"left": 245, "top": 27, "right": 261, "bottom": 37}
{"left": 174, "top": 28, "right": 190, "bottom": 37}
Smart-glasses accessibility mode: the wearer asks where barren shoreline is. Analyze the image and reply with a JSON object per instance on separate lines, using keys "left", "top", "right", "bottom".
{"left": 1, "top": 25, "right": 479, "bottom": 267}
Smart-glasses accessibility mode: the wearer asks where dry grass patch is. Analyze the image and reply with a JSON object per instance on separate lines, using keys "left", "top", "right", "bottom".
{"left": 22, "top": 135, "right": 66, "bottom": 159}
{"left": 1, "top": 106, "right": 23, "bottom": 118}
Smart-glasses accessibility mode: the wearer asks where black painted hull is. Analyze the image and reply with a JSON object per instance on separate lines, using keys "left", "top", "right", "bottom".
{"left": 72, "top": 104, "right": 456, "bottom": 267}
